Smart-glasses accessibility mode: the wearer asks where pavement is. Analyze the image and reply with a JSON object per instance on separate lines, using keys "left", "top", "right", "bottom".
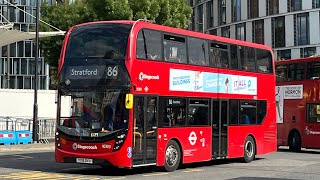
{"left": 0, "top": 143, "right": 54, "bottom": 152}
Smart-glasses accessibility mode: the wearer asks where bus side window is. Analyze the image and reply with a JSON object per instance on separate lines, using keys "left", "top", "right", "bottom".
{"left": 188, "top": 37, "right": 208, "bottom": 66}
{"left": 256, "top": 49, "right": 273, "bottom": 73}
{"left": 229, "top": 100, "right": 239, "bottom": 125}
{"left": 136, "top": 29, "right": 162, "bottom": 61}
{"left": 240, "top": 46, "right": 256, "bottom": 72}
{"left": 307, "top": 61, "right": 320, "bottom": 80}
{"left": 164, "top": 34, "right": 187, "bottom": 64}
{"left": 162, "top": 97, "right": 187, "bottom": 127}
{"left": 209, "top": 42, "right": 229, "bottom": 68}
{"left": 240, "top": 101, "right": 257, "bottom": 125}
{"left": 276, "top": 65, "right": 288, "bottom": 82}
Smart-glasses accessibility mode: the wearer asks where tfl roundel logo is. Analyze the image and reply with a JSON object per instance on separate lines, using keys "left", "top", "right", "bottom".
{"left": 139, "top": 72, "right": 144, "bottom": 81}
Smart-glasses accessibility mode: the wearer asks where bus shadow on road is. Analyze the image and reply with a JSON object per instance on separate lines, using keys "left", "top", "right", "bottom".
{"left": 0, "top": 151, "right": 265, "bottom": 177}
{"left": 277, "top": 147, "right": 320, "bottom": 154}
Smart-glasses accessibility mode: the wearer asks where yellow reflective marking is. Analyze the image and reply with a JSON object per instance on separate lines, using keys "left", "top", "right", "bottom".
{"left": 142, "top": 172, "right": 168, "bottom": 177}
{"left": 183, "top": 168, "right": 204, "bottom": 173}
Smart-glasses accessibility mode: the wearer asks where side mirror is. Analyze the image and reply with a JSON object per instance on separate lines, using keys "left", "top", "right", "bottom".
{"left": 125, "top": 94, "right": 133, "bottom": 109}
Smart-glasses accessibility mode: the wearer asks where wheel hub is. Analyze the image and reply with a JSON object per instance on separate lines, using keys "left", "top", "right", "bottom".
{"left": 166, "top": 145, "right": 178, "bottom": 166}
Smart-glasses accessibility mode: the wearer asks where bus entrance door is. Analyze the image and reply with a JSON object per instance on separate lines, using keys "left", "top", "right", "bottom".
{"left": 132, "top": 96, "right": 158, "bottom": 166}
{"left": 212, "top": 100, "right": 228, "bottom": 158}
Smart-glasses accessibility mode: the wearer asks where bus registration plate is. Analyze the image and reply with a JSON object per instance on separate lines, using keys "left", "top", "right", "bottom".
{"left": 76, "top": 158, "right": 93, "bottom": 164}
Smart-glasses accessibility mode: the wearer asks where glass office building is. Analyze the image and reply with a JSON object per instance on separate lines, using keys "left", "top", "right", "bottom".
{"left": 190, "top": 0, "right": 320, "bottom": 60}
{"left": 0, "top": 0, "right": 65, "bottom": 90}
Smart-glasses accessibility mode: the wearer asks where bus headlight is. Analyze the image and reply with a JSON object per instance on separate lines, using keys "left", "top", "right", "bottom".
{"left": 55, "top": 131, "right": 62, "bottom": 149}
{"left": 113, "top": 130, "right": 127, "bottom": 152}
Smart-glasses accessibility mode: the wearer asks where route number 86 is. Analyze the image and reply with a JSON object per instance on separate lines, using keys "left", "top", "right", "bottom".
{"left": 107, "top": 66, "right": 118, "bottom": 77}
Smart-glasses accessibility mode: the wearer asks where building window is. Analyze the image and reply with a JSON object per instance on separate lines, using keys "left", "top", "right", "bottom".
{"left": 252, "top": 20, "right": 264, "bottom": 44}
{"left": 300, "top": 47, "right": 316, "bottom": 58}
{"left": 277, "top": 49, "right": 291, "bottom": 60}
{"left": 232, "top": 0, "right": 241, "bottom": 22}
{"left": 190, "top": 0, "right": 194, "bottom": 6}
{"left": 218, "top": 0, "right": 226, "bottom": 25}
{"left": 236, "top": 23, "right": 246, "bottom": 41}
{"left": 312, "top": 0, "right": 320, "bottom": 8}
{"left": 191, "top": 10, "right": 195, "bottom": 31}
{"left": 272, "top": 16, "right": 285, "bottom": 48}
{"left": 197, "top": 4, "right": 204, "bottom": 32}
{"left": 207, "top": 0, "right": 213, "bottom": 28}
{"left": 221, "top": 26, "right": 230, "bottom": 38}
{"left": 209, "top": 29, "right": 217, "bottom": 35}
{"left": 248, "top": 0, "right": 259, "bottom": 19}
{"left": 288, "top": 0, "right": 302, "bottom": 12}
{"left": 294, "top": 13, "right": 309, "bottom": 46}
{"left": 267, "top": 0, "right": 279, "bottom": 15}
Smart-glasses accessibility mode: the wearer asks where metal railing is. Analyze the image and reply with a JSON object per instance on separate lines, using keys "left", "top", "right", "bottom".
{"left": 0, "top": 116, "right": 55, "bottom": 144}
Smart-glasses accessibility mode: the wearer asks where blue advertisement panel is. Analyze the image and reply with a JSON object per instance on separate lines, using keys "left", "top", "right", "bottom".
{"left": 170, "top": 69, "right": 257, "bottom": 95}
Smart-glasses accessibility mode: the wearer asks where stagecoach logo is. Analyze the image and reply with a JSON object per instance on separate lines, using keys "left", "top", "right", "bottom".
{"left": 305, "top": 126, "right": 320, "bottom": 135}
{"left": 188, "top": 131, "right": 197, "bottom": 146}
{"left": 138, "top": 72, "right": 160, "bottom": 81}
{"left": 72, "top": 143, "right": 98, "bottom": 150}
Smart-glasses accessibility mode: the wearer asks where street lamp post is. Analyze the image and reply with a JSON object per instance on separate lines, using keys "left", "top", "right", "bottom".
{"left": 32, "top": 0, "right": 40, "bottom": 143}
{"left": 6, "top": 0, "right": 10, "bottom": 89}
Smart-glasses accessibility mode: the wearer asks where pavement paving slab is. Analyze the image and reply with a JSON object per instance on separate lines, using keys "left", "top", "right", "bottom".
{"left": 0, "top": 143, "right": 54, "bottom": 152}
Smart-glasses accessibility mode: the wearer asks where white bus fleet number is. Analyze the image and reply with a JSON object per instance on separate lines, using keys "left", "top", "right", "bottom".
{"left": 107, "top": 66, "right": 118, "bottom": 77}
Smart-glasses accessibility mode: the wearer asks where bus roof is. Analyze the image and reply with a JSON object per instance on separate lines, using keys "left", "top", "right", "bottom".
{"left": 275, "top": 56, "right": 320, "bottom": 65}
{"left": 71, "top": 20, "right": 273, "bottom": 53}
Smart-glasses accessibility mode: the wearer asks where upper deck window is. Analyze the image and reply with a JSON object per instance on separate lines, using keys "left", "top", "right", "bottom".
{"left": 163, "top": 34, "right": 187, "bottom": 64}
{"left": 209, "top": 42, "right": 229, "bottom": 68}
{"left": 307, "top": 61, "right": 320, "bottom": 80}
{"left": 256, "top": 49, "right": 273, "bottom": 73}
{"left": 65, "top": 23, "right": 131, "bottom": 59}
{"left": 276, "top": 65, "right": 288, "bottom": 82}
{"left": 288, "top": 63, "right": 305, "bottom": 81}
{"left": 240, "top": 46, "right": 256, "bottom": 72}
{"left": 188, "top": 37, "right": 208, "bottom": 66}
{"left": 136, "top": 29, "right": 162, "bottom": 61}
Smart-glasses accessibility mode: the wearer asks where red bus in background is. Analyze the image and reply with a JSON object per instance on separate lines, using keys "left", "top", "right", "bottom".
{"left": 276, "top": 57, "right": 320, "bottom": 151}
{"left": 55, "top": 20, "right": 277, "bottom": 171}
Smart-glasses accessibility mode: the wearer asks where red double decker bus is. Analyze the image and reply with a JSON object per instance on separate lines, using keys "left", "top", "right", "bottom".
{"left": 276, "top": 57, "right": 320, "bottom": 151}
{"left": 55, "top": 20, "right": 276, "bottom": 171}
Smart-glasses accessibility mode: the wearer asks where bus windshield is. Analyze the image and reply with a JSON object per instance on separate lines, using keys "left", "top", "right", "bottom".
{"left": 59, "top": 23, "right": 132, "bottom": 90}
{"left": 65, "top": 23, "right": 131, "bottom": 59}
{"left": 59, "top": 90, "right": 129, "bottom": 136}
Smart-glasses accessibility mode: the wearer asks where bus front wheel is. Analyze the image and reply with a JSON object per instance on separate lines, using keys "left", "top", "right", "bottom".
{"left": 242, "top": 136, "right": 256, "bottom": 163}
{"left": 164, "top": 140, "right": 181, "bottom": 172}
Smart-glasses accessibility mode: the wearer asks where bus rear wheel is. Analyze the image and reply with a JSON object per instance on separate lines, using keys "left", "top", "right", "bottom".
{"left": 288, "top": 131, "right": 301, "bottom": 152}
{"left": 242, "top": 136, "right": 256, "bottom": 163}
{"left": 164, "top": 140, "right": 181, "bottom": 172}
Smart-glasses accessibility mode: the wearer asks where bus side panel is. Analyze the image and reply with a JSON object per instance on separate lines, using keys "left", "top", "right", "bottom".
{"left": 227, "top": 126, "right": 265, "bottom": 158}
{"left": 157, "top": 127, "right": 211, "bottom": 166}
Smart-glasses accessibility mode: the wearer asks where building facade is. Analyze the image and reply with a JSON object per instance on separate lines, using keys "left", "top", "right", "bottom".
{"left": 189, "top": 0, "right": 320, "bottom": 60}
{"left": 0, "top": 0, "right": 52, "bottom": 89}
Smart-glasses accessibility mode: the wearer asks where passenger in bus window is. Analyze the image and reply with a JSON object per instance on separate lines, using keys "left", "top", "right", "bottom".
{"left": 241, "top": 113, "right": 250, "bottom": 124}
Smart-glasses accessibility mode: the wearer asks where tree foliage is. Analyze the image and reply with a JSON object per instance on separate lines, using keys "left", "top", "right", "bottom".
{"left": 40, "top": 0, "right": 192, "bottom": 87}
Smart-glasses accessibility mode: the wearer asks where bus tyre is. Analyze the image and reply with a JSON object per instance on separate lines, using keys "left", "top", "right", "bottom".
{"left": 164, "top": 140, "right": 181, "bottom": 172}
{"left": 242, "top": 136, "right": 256, "bottom": 163}
{"left": 289, "top": 131, "right": 301, "bottom": 152}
